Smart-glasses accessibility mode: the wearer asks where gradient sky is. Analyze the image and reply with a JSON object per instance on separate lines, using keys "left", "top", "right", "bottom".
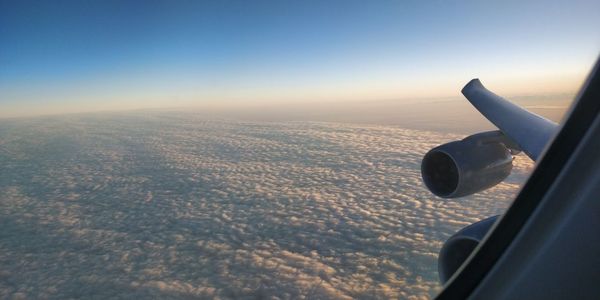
{"left": 1, "top": 0, "right": 599, "bottom": 117}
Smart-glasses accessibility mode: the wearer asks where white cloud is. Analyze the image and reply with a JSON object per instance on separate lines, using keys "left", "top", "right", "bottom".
{"left": 0, "top": 113, "right": 533, "bottom": 299}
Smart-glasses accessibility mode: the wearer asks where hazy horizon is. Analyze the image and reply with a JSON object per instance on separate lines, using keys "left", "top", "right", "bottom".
{"left": 0, "top": 90, "right": 573, "bottom": 136}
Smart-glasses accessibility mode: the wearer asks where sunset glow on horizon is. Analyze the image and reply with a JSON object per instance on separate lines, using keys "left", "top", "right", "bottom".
{"left": 1, "top": 0, "right": 599, "bottom": 118}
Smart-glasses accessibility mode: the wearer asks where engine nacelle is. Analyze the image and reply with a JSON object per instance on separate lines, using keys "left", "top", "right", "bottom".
{"left": 421, "top": 131, "right": 514, "bottom": 198}
{"left": 438, "top": 215, "right": 499, "bottom": 284}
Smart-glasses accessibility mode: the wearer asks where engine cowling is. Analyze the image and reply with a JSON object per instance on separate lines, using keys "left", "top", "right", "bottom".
{"left": 438, "top": 215, "right": 499, "bottom": 283}
{"left": 421, "top": 131, "right": 514, "bottom": 198}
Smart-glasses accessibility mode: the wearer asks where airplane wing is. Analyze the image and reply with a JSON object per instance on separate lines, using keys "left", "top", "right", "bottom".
{"left": 461, "top": 79, "right": 558, "bottom": 161}
{"left": 434, "top": 61, "right": 600, "bottom": 299}
{"left": 421, "top": 78, "right": 569, "bottom": 284}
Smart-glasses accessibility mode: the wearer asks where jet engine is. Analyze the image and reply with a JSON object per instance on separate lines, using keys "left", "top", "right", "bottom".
{"left": 438, "top": 215, "right": 499, "bottom": 283}
{"left": 421, "top": 131, "right": 517, "bottom": 198}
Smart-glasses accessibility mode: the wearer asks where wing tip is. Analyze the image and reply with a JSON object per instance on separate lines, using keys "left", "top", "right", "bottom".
{"left": 461, "top": 78, "right": 483, "bottom": 96}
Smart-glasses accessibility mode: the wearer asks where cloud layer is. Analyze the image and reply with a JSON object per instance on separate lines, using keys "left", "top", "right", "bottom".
{"left": 0, "top": 113, "right": 533, "bottom": 299}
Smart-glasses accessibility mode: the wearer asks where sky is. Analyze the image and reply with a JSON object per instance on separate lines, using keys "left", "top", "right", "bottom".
{"left": 1, "top": 0, "right": 599, "bottom": 118}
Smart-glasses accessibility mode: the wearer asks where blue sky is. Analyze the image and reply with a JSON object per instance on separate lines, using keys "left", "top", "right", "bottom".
{"left": 1, "top": 0, "right": 599, "bottom": 117}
